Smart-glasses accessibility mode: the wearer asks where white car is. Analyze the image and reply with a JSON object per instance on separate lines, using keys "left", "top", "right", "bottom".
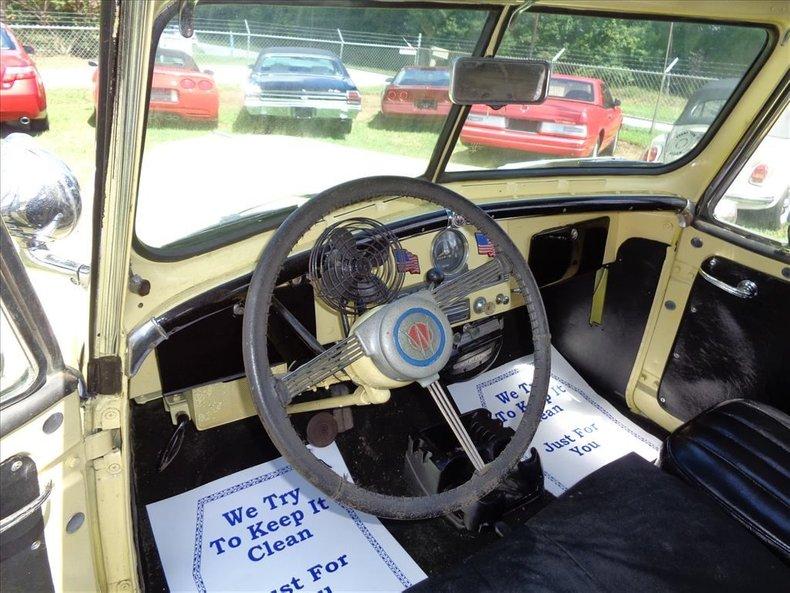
{"left": 720, "top": 108, "right": 790, "bottom": 229}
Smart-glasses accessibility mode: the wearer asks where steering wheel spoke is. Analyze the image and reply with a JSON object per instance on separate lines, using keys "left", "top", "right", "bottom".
{"left": 432, "top": 255, "right": 510, "bottom": 309}
{"left": 279, "top": 334, "right": 364, "bottom": 403}
{"left": 426, "top": 380, "right": 487, "bottom": 472}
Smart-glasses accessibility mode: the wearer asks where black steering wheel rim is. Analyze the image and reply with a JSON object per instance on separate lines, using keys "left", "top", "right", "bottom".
{"left": 243, "top": 176, "right": 551, "bottom": 519}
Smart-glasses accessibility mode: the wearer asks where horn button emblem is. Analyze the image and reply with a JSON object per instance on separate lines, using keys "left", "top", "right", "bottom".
{"left": 350, "top": 292, "right": 453, "bottom": 385}
{"left": 396, "top": 310, "right": 443, "bottom": 366}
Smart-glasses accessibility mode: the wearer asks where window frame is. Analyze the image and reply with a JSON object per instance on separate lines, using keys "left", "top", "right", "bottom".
{"left": 696, "top": 73, "right": 790, "bottom": 263}
{"left": 435, "top": 6, "right": 777, "bottom": 184}
{"left": 132, "top": 2, "right": 777, "bottom": 261}
{"left": 0, "top": 222, "right": 80, "bottom": 437}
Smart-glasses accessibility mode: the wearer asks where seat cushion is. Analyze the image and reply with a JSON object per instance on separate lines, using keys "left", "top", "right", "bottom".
{"left": 661, "top": 398, "right": 789, "bottom": 559}
{"left": 407, "top": 453, "right": 788, "bottom": 593}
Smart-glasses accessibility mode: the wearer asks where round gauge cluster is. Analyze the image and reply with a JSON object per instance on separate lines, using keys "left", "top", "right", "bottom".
{"left": 431, "top": 228, "right": 468, "bottom": 276}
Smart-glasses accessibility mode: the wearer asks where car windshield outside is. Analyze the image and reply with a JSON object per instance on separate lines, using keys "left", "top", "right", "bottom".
{"left": 135, "top": 5, "right": 768, "bottom": 253}
{"left": 0, "top": 28, "right": 15, "bottom": 51}
{"left": 395, "top": 68, "right": 450, "bottom": 86}
{"left": 155, "top": 48, "right": 199, "bottom": 71}
{"left": 548, "top": 77, "right": 595, "bottom": 102}
{"left": 256, "top": 53, "right": 343, "bottom": 76}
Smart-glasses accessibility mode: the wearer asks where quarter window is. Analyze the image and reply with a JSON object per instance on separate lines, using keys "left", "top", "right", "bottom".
{"left": 712, "top": 104, "right": 790, "bottom": 245}
{"left": 0, "top": 306, "right": 39, "bottom": 405}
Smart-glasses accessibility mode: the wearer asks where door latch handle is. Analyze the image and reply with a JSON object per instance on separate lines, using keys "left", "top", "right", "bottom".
{"left": 0, "top": 480, "right": 53, "bottom": 534}
{"left": 699, "top": 268, "right": 758, "bottom": 299}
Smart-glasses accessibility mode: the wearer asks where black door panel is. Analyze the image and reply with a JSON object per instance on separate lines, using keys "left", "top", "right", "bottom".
{"left": 658, "top": 257, "right": 790, "bottom": 420}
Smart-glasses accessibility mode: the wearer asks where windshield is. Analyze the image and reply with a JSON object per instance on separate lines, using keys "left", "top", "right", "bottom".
{"left": 394, "top": 68, "right": 450, "bottom": 86}
{"left": 256, "top": 54, "right": 342, "bottom": 76}
{"left": 446, "top": 12, "right": 767, "bottom": 173}
{"left": 155, "top": 49, "right": 199, "bottom": 71}
{"left": 0, "top": 28, "right": 16, "bottom": 50}
{"left": 548, "top": 78, "right": 594, "bottom": 102}
{"left": 136, "top": 4, "right": 488, "bottom": 251}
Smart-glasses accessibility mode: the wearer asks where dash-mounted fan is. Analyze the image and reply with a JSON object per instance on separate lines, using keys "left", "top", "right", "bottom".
{"left": 308, "top": 217, "right": 405, "bottom": 315}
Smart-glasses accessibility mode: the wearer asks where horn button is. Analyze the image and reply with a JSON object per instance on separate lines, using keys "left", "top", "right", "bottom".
{"left": 349, "top": 292, "right": 453, "bottom": 387}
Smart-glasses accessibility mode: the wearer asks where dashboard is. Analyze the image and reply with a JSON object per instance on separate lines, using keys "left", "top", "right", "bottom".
{"left": 139, "top": 196, "right": 686, "bottom": 403}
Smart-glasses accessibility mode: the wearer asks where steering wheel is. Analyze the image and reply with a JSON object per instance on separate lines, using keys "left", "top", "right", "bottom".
{"left": 243, "top": 176, "right": 550, "bottom": 519}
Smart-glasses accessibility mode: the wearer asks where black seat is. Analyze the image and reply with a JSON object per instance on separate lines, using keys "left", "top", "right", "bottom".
{"left": 661, "top": 398, "right": 789, "bottom": 559}
{"left": 407, "top": 453, "right": 788, "bottom": 593}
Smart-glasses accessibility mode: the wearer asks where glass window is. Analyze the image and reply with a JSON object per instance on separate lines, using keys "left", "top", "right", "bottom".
{"left": 712, "top": 104, "right": 789, "bottom": 245}
{"left": 136, "top": 4, "right": 489, "bottom": 251}
{"left": 0, "top": 307, "right": 38, "bottom": 405}
{"left": 446, "top": 13, "right": 767, "bottom": 172}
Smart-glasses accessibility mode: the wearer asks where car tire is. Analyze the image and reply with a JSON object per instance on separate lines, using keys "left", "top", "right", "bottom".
{"left": 332, "top": 120, "right": 352, "bottom": 138}
{"left": 601, "top": 131, "right": 619, "bottom": 156}
{"left": 30, "top": 116, "right": 49, "bottom": 133}
{"left": 590, "top": 136, "right": 602, "bottom": 158}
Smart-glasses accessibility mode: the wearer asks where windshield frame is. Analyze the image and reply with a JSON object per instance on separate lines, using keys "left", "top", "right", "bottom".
{"left": 437, "top": 6, "right": 776, "bottom": 184}
{"left": 132, "top": 2, "right": 776, "bottom": 262}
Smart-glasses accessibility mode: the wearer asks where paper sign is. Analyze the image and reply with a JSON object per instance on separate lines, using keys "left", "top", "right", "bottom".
{"left": 448, "top": 347, "right": 662, "bottom": 495}
{"left": 147, "top": 444, "right": 426, "bottom": 592}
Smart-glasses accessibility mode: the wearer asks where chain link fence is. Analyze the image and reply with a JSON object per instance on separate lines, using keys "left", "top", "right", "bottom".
{"left": 8, "top": 13, "right": 739, "bottom": 126}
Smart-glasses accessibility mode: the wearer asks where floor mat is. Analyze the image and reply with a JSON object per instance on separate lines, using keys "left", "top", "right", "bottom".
{"left": 147, "top": 443, "right": 426, "bottom": 593}
{"left": 448, "top": 346, "right": 662, "bottom": 495}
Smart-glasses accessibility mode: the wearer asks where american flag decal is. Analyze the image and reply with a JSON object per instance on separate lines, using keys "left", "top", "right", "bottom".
{"left": 394, "top": 248, "right": 421, "bottom": 274}
{"left": 475, "top": 232, "right": 496, "bottom": 257}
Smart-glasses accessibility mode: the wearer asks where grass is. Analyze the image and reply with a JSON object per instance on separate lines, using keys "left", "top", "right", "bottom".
{"left": 614, "top": 85, "right": 687, "bottom": 123}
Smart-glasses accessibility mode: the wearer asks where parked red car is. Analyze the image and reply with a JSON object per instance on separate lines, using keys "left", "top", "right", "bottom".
{"left": 0, "top": 23, "right": 48, "bottom": 131}
{"left": 460, "top": 74, "right": 622, "bottom": 157}
{"left": 91, "top": 48, "right": 219, "bottom": 124}
{"left": 381, "top": 66, "right": 451, "bottom": 118}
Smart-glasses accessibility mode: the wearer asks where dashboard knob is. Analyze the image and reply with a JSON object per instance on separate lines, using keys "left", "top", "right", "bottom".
{"left": 426, "top": 267, "right": 445, "bottom": 286}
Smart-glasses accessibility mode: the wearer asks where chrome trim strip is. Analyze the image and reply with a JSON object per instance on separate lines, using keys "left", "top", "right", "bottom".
{"left": 127, "top": 317, "right": 167, "bottom": 377}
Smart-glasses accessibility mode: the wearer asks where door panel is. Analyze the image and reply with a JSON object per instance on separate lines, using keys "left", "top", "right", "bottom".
{"left": 630, "top": 227, "right": 789, "bottom": 430}
{"left": 0, "top": 222, "right": 99, "bottom": 592}
{"left": 658, "top": 256, "right": 790, "bottom": 420}
{"left": 0, "top": 455, "right": 54, "bottom": 593}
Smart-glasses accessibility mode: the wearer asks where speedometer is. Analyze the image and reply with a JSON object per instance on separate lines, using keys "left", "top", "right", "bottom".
{"left": 431, "top": 228, "right": 468, "bottom": 276}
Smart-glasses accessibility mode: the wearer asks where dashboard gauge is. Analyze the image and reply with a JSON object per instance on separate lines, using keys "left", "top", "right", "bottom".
{"left": 431, "top": 228, "right": 468, "bottom": 276}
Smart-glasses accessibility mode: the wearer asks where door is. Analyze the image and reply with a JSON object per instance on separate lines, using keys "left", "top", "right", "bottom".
{"left": 0, "top": 221, "right": 99, "bottom": 592}
{"left": 630, "top": 97, "right": 790, "bottom": 428}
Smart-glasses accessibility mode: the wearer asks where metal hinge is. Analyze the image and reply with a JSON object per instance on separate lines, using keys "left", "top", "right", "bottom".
{"left": 85, "top": 431, "right": 115, "bottom": 462}
{"left": 87, "top": 356, "right": 123, "bottom": 395}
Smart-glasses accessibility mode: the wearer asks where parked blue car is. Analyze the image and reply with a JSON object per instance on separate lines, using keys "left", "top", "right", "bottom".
{"left": 243, "top": 47, "right": 361, "bottom": 137}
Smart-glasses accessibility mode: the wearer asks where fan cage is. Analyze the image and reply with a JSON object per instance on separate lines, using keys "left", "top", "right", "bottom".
{"left": 308, "top": 217, "right": 406, "bottom": 315}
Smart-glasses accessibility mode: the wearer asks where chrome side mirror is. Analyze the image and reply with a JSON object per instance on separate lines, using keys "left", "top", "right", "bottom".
{"left": 0, "top": 134, "right": 90, "bottom": 286}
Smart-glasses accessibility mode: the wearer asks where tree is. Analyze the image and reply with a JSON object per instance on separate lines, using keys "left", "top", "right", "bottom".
{"left": 2, "top": 0, "right": 100, "bottom": 22}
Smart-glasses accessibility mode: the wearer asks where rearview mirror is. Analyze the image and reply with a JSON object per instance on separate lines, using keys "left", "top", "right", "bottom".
{"left": 450, "top": 57, "right": 550, "bottom": 107}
